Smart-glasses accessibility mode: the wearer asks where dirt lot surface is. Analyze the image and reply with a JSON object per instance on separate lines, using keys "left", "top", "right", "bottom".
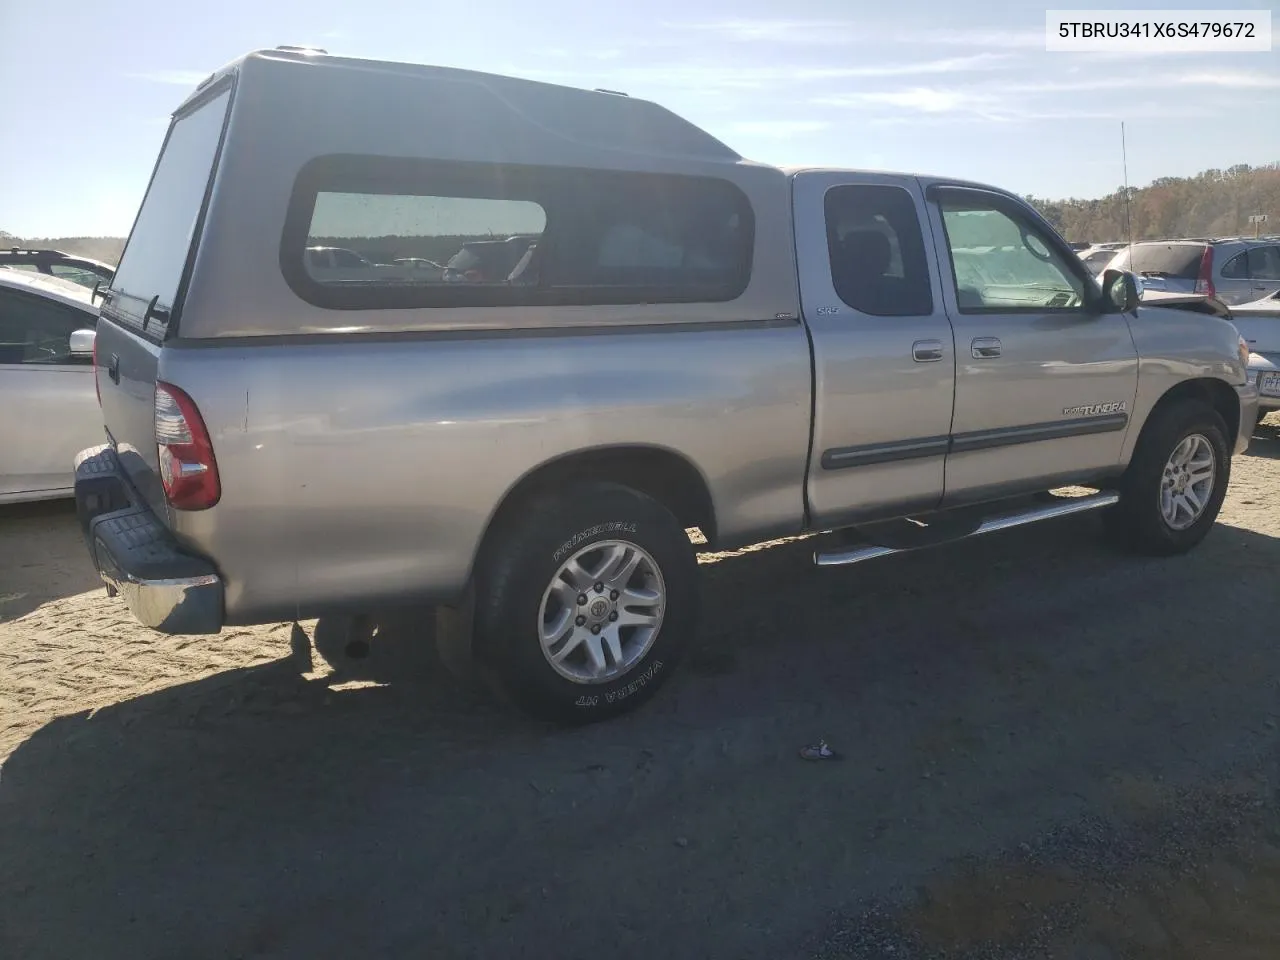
{"left": 2, "top": 418, "right": 1279, "bottom": 960}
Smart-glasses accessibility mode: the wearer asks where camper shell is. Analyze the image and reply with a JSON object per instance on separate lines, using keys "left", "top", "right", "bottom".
{"left": 128, "top": 47, "right": 798, "bottom": 342}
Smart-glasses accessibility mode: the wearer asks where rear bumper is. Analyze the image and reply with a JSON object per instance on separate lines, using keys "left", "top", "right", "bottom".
{"left": 73, "top": 445, "right": 224, "bottom": 634}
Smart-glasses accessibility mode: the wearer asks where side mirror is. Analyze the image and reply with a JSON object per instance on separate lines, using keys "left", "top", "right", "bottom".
{"left": 1101, "top": 268, "right": 1140, "bottom": 313}
{"left": 68, "top": 328, "right": 96, "bottom": 357}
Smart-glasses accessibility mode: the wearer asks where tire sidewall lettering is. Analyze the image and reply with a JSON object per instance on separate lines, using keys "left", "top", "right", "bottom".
{"left": 574, "top": 658, "right": 665, "bottom": 709}
{"left": 604, "top": 658, "right": 664, "bottom": 705}
{"left": 552, "top": 521, "right": 639, "bottom": 563}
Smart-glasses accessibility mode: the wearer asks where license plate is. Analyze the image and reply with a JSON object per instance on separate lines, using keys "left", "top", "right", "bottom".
{"left": 1261, "top": 372, "right": 1280, "bottom": 398}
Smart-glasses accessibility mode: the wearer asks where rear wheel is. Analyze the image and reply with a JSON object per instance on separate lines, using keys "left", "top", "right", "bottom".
{"left": 1105, "top": 400, "right": 1230, "bottom": 555}
{"left": 472, "top": 482, "right": 698, "bottom": 724}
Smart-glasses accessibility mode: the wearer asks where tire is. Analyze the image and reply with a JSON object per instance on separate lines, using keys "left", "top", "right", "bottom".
{"left": 472, "top": 481, "right": 698, "bottom": 724}
{"left": 434, "top": 594, "right": 476, "bottom": 682}
{"left": 1105, "top": 399, "right": 1231, "bottom": 556}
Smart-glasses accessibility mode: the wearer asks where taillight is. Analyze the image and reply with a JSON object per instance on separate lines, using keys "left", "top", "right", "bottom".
{"left": 155, "top": 381, "right": 220, "bottom": 510}
{"left": 1194, "top": 246, "right": 1215, "bottom": 298}
{"left": 92, "top": 335, "right": 101, "bottom": 406}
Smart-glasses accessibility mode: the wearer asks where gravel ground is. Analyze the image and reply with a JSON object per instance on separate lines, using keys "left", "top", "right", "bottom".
{"left": 1, "top": 416, "right": 1278, "bottom": 960}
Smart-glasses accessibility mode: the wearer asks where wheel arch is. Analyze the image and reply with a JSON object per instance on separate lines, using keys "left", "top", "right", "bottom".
{"left": 470, "top": 444, "right": 716, "bottom": 580}
{"left": 1137, "top": 377, "right": 1240, "bottom": 453}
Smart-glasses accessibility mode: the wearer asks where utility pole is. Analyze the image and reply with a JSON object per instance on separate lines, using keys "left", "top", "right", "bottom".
{"left": 1249, "top": 214, "right": 1268, "bottom": 239}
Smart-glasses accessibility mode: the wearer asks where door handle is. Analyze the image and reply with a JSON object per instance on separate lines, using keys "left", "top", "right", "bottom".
{"left": 107, "top": 353, "right": 120, "bottom": 384}
{"left": 971, "top": 337, "right": 1002, "bottom": 359}
{"left": 912, "top": 339, "right": 943, "bottom": 362}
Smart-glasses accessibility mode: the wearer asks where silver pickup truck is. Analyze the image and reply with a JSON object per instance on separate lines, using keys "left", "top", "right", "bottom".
{"left": 74, "top": 47, "right": 1259, "bottom": 723}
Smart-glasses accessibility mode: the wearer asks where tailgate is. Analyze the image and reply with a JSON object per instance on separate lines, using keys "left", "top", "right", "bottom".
{"left": 95, "top": 313, "right": 168, "bottom": 517}
{"left": 95, "top": 81, "right": 233, "bottom": 523}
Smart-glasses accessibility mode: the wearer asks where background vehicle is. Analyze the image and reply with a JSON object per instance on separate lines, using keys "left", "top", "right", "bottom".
{"left": 1111, "top": 238, "right": 1280, "bottom": 306}
{"left": 0, "top": 270, "right": 100, "bottom": 503}
{"left": 73, "top": 48, "right": 1257, "bottom": 726}
{"left": 390, "top": 257, "right": 446, "bottom": 280}
{"left": 1078, "top": 245, "right": 1123, "bottom": 275}
{"left": 442, "top": 237, "right": 536, "bottom": 282}
{"left": 1, "top": 247, "right": 115, "bottom": 289}
{"left": 1228, "top": 288, "right": 1280, "bottom": 421}
{"left": 304, "top": 245, "right": 377, "bottom": 281}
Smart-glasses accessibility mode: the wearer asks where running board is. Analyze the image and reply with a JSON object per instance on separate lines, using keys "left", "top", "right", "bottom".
{"left": 813, "top": 492, "right": 1120, "bottom": 567}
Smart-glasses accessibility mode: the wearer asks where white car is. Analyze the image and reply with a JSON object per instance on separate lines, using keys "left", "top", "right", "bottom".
{"left": 1078, "top": 245, "right": 1122, "bottom": 276}
{"left": 1229, "top": 288, "right": 1280, "bottom": 422}
{"left": 304, "top": 245, "right": 377, "bottom": 281}
{"left": 0, "top": 268, "right": 102, "bottom": 503}
{"left": 390, "top": 257, "right": 446, "bottom": 280}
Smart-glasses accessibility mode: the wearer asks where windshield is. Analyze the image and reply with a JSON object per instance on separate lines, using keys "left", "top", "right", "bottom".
{"left": 109, "top": 86, "right": 231, "bottom": 331}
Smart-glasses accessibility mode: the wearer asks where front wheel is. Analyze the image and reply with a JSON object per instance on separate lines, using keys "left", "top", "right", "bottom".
{"left": 473, "top": 482, "right": 699, "bottom": 724}
{"left": 1105, "top": 400, "right": 1231, "bottom": 556}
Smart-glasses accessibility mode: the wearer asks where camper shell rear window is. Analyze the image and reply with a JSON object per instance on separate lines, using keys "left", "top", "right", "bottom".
{"left": 280, "top": 155, "right": 755, "bottom": 310}
{"left": 105, "top": 80, "right": 234, "bottom": 337}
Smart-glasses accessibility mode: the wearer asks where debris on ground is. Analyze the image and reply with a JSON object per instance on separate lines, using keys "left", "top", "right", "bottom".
{"left": 800, "top": 739, "right": 843, "bottom": 761}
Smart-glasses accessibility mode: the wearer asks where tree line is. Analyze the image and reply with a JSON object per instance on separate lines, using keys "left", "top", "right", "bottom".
{"left": 1025, "top": 162, "right": 1280, "bottom": 245}
{"left": 7, "top": 161, "right": 1279, "bottom": 264}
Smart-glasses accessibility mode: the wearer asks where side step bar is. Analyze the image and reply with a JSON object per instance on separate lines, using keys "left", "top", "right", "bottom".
{"left": 814, "top": 492, "right": 1120, "bottom": 567}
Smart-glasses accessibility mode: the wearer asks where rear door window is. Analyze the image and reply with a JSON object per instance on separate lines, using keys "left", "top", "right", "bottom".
{"left": 823, "top": 184, "right": 933, "bottom": 317}
{"left": 107, "top": 85, "right": 232, "bottom": 335}
{"left": 1247, "top": 246, "right": 1280, "bottom": 281}
{"left": 1221, "top": 253, "right": 1248, "bottom": 279}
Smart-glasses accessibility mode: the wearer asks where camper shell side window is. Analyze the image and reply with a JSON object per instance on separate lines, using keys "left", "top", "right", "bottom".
{"left": 279, "top": 155, "right": 755, "bottom": 311}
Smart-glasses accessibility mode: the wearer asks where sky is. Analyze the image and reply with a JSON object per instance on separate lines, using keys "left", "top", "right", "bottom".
{"left": 1, "top": 0, "right": 1277, "bottom": 238}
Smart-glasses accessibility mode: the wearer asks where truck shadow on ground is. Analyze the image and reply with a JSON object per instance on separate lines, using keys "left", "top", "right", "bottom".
{"left": 0, "top": 499, "right": 103, "bottom": 622}
{"left": 3, "top": 513, "right": 1280, "bottom": 959}
{"left": 1245, "top": 416, "right": 1280, "bottom": 458}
